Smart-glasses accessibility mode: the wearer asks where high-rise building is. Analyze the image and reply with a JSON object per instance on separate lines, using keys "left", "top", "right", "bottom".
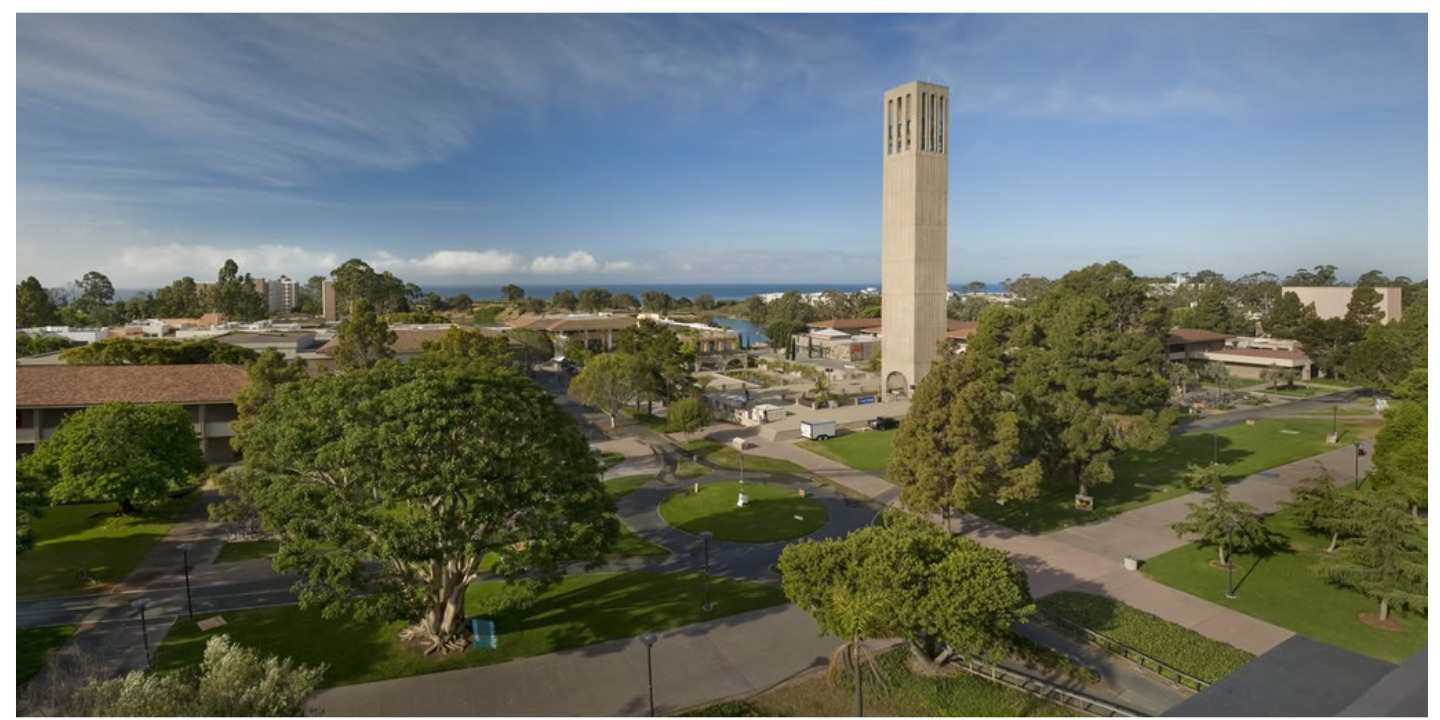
{"left": 322, "top": 280, "right": 338, "bottom": 322}
{"left": 880, "top": 80, "right": 949, "bottom": 398}
{"left": 268, "top": 275, "right": 300, "bottom": 313}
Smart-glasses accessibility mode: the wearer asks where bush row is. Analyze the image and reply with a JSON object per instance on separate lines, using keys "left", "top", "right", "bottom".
{"left": 1037, "top": 591, "right": 1253, "bottom": 684}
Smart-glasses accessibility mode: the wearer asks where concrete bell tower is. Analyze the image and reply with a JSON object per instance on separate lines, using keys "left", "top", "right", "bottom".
{"left": 881, "top": 80, "right": 949, "bottom": 398}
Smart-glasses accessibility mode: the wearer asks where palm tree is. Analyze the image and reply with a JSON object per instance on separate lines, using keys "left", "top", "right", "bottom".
{"left": 826, "top": 586, "right": 889, "bottom": 717}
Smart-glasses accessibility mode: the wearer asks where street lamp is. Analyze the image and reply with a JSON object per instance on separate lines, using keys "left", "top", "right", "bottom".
{"left": 640, "top": 633, "right": 658, "bottom": 717}
{"left": 177, "top": 542, "right": 195, "bottom": 622}
{"left": 699, "top": 530, "right": 714, "bottom": 612}
{"left": 738, "top": 443, "right": 745, "bottom": 487}
{"left": 1224, "top": 518, "right": 1237, "bottom": 600}
{"left": 132, "top": 597, "right": 153, "bottom": 667}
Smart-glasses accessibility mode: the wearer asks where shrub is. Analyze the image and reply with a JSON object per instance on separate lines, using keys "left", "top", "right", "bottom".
{"left": 679, "top": 700, "right": 764, "bottom": 717}
{"left": 1036, "top": 591, "right": 1253, "bottom": 684}
{"left": 1006, "top": 633, "right": 1100, "bottom": 684}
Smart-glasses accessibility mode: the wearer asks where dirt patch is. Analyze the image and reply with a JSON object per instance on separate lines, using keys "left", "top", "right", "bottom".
{"left": 1358, "top": 613, "right": 1407, "bottom": 632}
{"left": 1205, "top": 560, "right": 1235, "bottom": 570}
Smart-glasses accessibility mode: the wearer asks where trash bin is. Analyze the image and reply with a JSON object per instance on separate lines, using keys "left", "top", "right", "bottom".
{"left": 1123, "top": 556, "right": 1139, "bottom": 571}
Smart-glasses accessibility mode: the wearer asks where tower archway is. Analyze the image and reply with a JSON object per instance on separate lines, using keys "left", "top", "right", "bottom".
{"left": 885, "top": 371, "right": 910, "bottom": 398}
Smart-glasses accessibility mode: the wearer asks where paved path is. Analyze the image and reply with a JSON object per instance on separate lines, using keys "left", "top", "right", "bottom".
{"left": 1175, "top": 388, "right": 1368, "bottom": 433}
{"left": 745, "top": 433, "right": 1378, "bottom": 658}
{"left": 310, "top": 605, "right": 865, "bottom": 717}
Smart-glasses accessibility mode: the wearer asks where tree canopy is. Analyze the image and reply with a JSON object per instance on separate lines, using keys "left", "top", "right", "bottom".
{"left": 1169, "top": 480, "right": 1272, "bottom": 565}
{"left": 20, "top": 403, "right": 205, "bottom": 513}
{"left": 17, "top": 276, "right": 61, "bottom": 327}
{"left": 59, "top": 338, "right": 259, "bottom": 366}
{"left": 227, "top": 358, "right": 618, "bottom": 652}
{"left": 331, "top": 299, "right": 396, "bottom": 371}
{"left": 779, "top": 512, "right": 1034, "bottom": 667}
{"left": 567, "top": 352, "right": 639, "bottom": 428}
{"left": 1317, "top": 488, "right": 1426, "bottom": 622}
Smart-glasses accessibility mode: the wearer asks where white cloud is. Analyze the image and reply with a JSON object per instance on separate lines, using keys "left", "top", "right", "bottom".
{"left": 372, "top": 249, "right": 526, "bottom": 277}
{"left": 529, "top": 251, "right": 600, "bottom": 274}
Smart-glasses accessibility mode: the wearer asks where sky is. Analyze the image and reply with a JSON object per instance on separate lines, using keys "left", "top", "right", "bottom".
{"left": 13, "top": 13, "right": 1431, "bottom": 290}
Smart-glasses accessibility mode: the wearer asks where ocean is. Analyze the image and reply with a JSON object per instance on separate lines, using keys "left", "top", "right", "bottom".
{"left": 416, "top": 282, "right": 1005, "bottom": 301}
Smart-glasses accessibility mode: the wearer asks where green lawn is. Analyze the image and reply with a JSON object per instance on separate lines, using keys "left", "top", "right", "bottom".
{"left": 1299, "top": 408, "right": 1377, "bottom": 417}
{"left": 612, "top": 526, "right": 670, "bottom": 557}
{"left": 973, "top": 418, "right": 1378, "bottom": 533}
{"left": 1141, "top": 501, "right": 1427, "bottom": 663}
{"left": 1306, "top": 377, "right": 1356, "bottom": 388}
{"left": 676, "top": 460, "right": 711, "bottom": 478}
{"left": 17, "top": 493, "right": 197, "bottom": 599}
{"left": 18, "top": 624, "right": 76, "bottom": 686}
{"left": 214, "top": 539, "right": 279, "bottom": 564}
{"left": 797, "top": 429, "right": 895, "bottom": 476}
{"left": 659, "top": 481, "right": 827, "bottom": 542}
{"left": 682, "top": 439, "right": 808, "bottom": 476}
{"left": 598, "top": 452, "right": 626, "bottom": 471}
{"left": 683, "top": 647, "right": 1077, "bottom": 717}
{"left": 605, "top": 474, "right": 654, "bottom": 500}
{"left": 156, "top": 572, "right": 787, "bottom": 687}
{"left": 622, "top": 408, "right": 670, "bottom": 431}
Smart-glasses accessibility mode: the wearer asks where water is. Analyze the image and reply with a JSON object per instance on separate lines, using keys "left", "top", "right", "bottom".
{"left": 710, "top": 316, "right": 767, "bottom": 346}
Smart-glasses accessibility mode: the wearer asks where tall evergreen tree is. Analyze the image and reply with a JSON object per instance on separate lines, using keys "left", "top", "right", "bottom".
{"left": 1317, "top": 489, "right": 1427, "bottom": 622}
{"left": 331, "top": 299, "right": 396, "bottom": 371}
{"left": 1169, "top": 480, "right": 1272, "bottom": 565}
{"left": 1279, "top": 468, "right": 1349, "bottom": 552}
{"left": 16, "top": 276, "right": 60, "bottom": 327}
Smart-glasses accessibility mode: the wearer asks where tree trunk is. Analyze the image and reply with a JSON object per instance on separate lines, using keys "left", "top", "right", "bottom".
{"left": 1327, "top": 531, "right": 1339, "bottom": 553}
{"left": 853, "top": 642, "right": 863, "bottom": 717}
{"left": 402, "top": 563, "right": 473, "bottom": 654}
{"left": 1219, "top": 543, "right": 1227, "bottom": 565}
{"left": 117, "top": 498, "right": 136, "bottom": 515}
{"left": 1379, "top": 597, "right": 1389, "bottom": 622}
{"left": 609, "top": 413, "right": 617, "bottom": 429}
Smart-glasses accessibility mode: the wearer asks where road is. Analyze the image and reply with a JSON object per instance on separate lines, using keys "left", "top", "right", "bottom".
{"left": 1175, "top": 388, "right": 1368, "bottom": 433}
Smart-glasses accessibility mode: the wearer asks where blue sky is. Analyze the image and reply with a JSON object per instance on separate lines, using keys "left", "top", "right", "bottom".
{"left": 14, "top": 13, "right": 1429, "bottom": 289}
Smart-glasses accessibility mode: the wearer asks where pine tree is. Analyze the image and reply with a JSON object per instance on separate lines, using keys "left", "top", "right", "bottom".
{"left": 1280, "top": 468, "right": 1349, "bottom": 552}
{"left": 1317, "top": 489, "right": 1426, "bottom": 622}
{"left": 1169, "top": 480, "right": 1272, "bottom": 565}
{"left": 332, "top": 299, "right": 396, "bottom": 371}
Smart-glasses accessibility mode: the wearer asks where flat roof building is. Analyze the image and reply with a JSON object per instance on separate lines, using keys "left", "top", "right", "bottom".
{"left": 1282, "top": 286, "right": 1403, "bottom": 324}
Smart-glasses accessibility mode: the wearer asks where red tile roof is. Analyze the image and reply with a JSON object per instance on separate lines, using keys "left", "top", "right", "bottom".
{"left": 17, "top": 365, "right": 250, "bottom": 408}
{"left": 1167, "top": 327, "right": 1234, "bottom": 344}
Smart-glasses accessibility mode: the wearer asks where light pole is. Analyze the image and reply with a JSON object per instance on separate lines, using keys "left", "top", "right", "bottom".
{"left": 640, "top": 633, "right": 658, "bottom": 717}
{"left": 132, "top": 597, "right": 153, "bottom": 667}
{"left": 177, "top": 542, "right": 195, "bottom": 622}
{"left": 739, "top": 443, "right": 745, "bottom": 487}
{"left": 1224, "top": 518, "right": 1236, "bottom": 600}
{"left": 1332, "top": 406, "right": 1338, "bottom": 439}
{"left": 700, "top": 530, "right": 714, "bottom": 612}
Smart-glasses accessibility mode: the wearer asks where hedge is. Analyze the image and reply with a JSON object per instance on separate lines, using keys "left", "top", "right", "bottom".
{"left": 677, "top": 700, "right": 764, "bottom": 717}
{"left": 1037, "top": 591, "right": 1253, "bottom": 684}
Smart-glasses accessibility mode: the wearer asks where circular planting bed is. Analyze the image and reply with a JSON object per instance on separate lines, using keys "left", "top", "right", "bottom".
{"left": 659, "top": 481, "right": 827, "bottom": 543}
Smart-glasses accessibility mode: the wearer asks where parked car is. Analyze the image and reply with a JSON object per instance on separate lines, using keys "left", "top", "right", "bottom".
{"left": 868, "top": 416, "right": 899, "bottom": 430}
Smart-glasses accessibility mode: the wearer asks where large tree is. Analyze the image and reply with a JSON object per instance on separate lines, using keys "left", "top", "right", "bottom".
{"left": 666, "top": 396, "right": 711, "bottom": 439}
{"left": 152, "top": 277, "right": 207, "bottom": 318}
{"left": 1344, "top": 286, "right": 1385, "bottom": 332}
{"left": 617, "top": 319, "right": 695, "bottom": 412}
{"left": 60, "top": 338, "right": 258, "bottom": 366}
{"left": 1013, "top": 262, "right": 1176, "bottom": 498}
{"left": 779, "top": 513, "right": 1034, "bottom": 668}
{"left": 1169, "top": 480, "right": 1272, "bottom": 565}
{"left": 1189, "top": 282, "right": 1235, "bottom": 334}
{"left": 764, "top": 320, "right": 807, "bottom": 361}
{"left": 207, "top": 259, "right": 267, "bottom": 321}
{"left": 641, "top": 290, "right": 674, "bottom": 314}
{"left": 1369, "top": 370, "right": 1427, "bottom": 515}
{"left": 17, "top": 466, "right": 48, "bottom": 554}
{"left": 331, "top": 299, "right": 397, "bottom": 371}
{"left": 500, "top": 284, "right": 526, "bottom": 302}
{"left": 507, "top": 328, "right": 556, "bottom": 372}
{"left": 550, "top": 289, "right": 579, "bottom": 311}
{"left": 1263, "top": 291, "right": 1316, "bottom": 339}
{"left": 17, "top": 276, "right": 61, "bottom": 327}
{"left": 567, "top": 352, "right": 639, "bottom": 428}
{"left": 20, "top": 403, "right": 205, "bottom": 513}
{"left": 228, "top": 359, "right": 618, "bottom": 653}
{"left": 576, "top": 287, "right": 612, "bottom": 313}
{"left": 890, "top": 305, "right": 1041, "bottom": 528}
{"left": 17, "top": 334, "right": 76, "bottom": 358}
{"left": 1317, "top": 489, "right": 1426, "bottom": 622}
{"left": 230, "top": 350, "right": 309, "bottom": 449}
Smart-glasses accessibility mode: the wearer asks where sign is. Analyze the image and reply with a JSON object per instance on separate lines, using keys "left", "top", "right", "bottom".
{"left": 857, "top": 396, "right": 877, "bottom": 405}
{"left": 471, "top": 617, "right": 498, "bottom": 650}
{"left": 1074, "top": 494, "right": 1094, "bottom": 511}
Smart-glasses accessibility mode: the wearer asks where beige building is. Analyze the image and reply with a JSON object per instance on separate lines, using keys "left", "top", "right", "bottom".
{"left": 1165, "top": 327, "right": 1316, "bottom": 380}
{"left": 1282, "top": 286, "right": 1403, "bottom": 324}
{"left": 881, "top": 80, "right": 949, "bottom": 398}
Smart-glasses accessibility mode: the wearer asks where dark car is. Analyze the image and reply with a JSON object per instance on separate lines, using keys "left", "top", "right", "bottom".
{"left": 868, "top": 416, "right": 899, "bottom": 430}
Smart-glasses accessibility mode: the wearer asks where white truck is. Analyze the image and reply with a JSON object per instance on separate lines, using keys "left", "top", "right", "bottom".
{"left": 800, "top": 419, "right": 836, "bottom": 441}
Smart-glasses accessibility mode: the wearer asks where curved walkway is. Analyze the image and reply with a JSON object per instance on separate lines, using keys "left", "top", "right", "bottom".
{"left": 749, "top": 433, "right": 1377, "bottom": 657}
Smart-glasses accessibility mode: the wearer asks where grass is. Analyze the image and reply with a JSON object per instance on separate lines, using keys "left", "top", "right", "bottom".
{"left": 18, "top": 624, "right": 76, "bottom": 686}
{"left": 622, "top": 408, "right": 670, "bottom": 431}
{"left": 1141, "top": 500, "right": 1427, "bottom": 664}
{"left": 214, "top": 539, "right": 279, "bottom": 564}
{"left": 605, "top": 474, "right": 654, "bottom": 500}
{"left": 156, "top": 572, "right": 787, "bottom": 687}
{"left": 611, "top": 527, "right": 670, "bottom": 558}
{"left": 17, "top": 493, "right": 196, "bottom": 600}
{"left": 683, "top": 647, "right": 1077, "bottom": 717}
{"left": 659, "top": 481, "right": 827, "bottom": 542}
{"left": 598, "top": 452, "right": 626, "bottom": 471}
{"left": 676, "top": 461, "right": 711, "bottom": 478}
{"left": 1306, "top": 377, "right": 1356, "bottom": 388}
{"left": 796, "top": 429, "right": 896, "bottom": 476}
{"left": 721, "top": 370, "right": 786, "bottom": 388}
{"left": 1299, "top": 408, "right": 1377, "bottom": 417}
{"left": 681, "top": 439, "right": 808, "bottom": 476}
{"left": 1256, "top": 384, "right": 1331, "bottom": 398}
{"left": 972, "top": 418, "right": 1378, "bottom": 533}
{"left": 1140, "top": 495, "right": 1422, "bottom": 662}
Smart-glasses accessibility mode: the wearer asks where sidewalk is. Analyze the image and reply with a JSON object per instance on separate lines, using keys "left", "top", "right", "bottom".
{"left": 309, "top": 604, "right": 845, "bottom": 717}
{"left": 745, "top": 436, "right": 1380, "bottom": 657}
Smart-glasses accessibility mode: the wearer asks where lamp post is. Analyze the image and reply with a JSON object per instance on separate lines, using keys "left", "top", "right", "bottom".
{"left": 177, "top": 542, "right": 195, "bottom": 622}
{"left": 699, "top": 530, "right": 714, "bottom": 612}
{"left": 132, "top": 597, "right": 153, "bottom": 667}
{"left": 739, "top": 443, "right": 745, "bottom": 487}
{"left": 1224, "top": 518, "right": 1237, "bottom": 599}
{"left": 640, "top": 632, "right": 657, "bottom": 717}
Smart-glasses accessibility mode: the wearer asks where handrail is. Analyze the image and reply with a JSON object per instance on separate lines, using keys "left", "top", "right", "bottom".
{"left": 949, "top": 655, "right": 1141, "bottom": 717}
{"left": 1038, "top": 611, "right": 1211, "bottom": 692}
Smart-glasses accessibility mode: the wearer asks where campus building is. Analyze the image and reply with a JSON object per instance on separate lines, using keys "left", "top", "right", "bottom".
{"left": 1282, "top": 286, "right": 1403, "bottom": 324}
{"left": 506, "top": 313, "right": 638, "bottom": 352}
{"left": 1166, "top": 328, "right": 1316, "bottom": 380}
{"left": 881, "top": 80, "right": 949, "bottom": 398}
{"left": 16, "top": 365, "right": 250, "bottom": 463}
{"left": 268, "top": 275, "right": 301, "bottom": 314}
